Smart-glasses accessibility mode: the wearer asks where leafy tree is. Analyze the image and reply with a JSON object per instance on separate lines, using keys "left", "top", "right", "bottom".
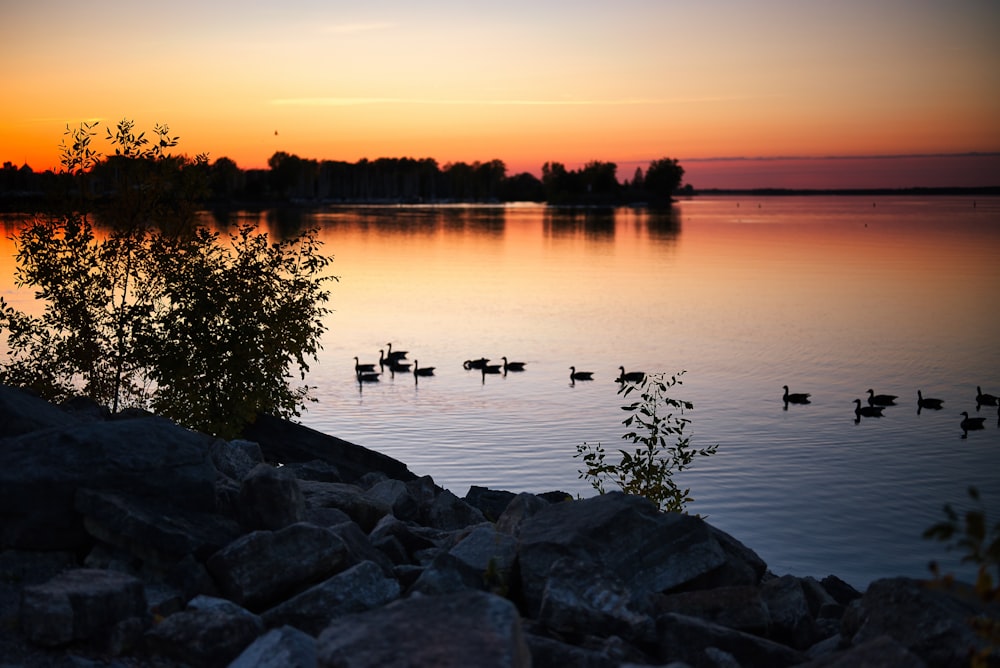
{"left": 575, "top": 371, "right": 718, "bottom": 513}
{"left": 644, "top": 158, "right": 685, "bottom": 203}
{"left": 0, "top": 120, "right": 336, "bottom": 437}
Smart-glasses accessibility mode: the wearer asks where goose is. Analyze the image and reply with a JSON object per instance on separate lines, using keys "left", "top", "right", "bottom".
{"left": 357, "top": 371, "right": 380, "bottom": 383}
{"left": 616, "top": 366, "right": 646, "bottom": 383}
{"left": 502, "top": 357, "right": 526, "bottom": 372}
{"left": 853, "top": 399, "right": 884, "bottom": 418}
{"left": 413, "top": 360, "right": 435, "bottom": 377}
{"left": 960, "top": 411, "right": 986, "bottom": 431}
{"left": 482, "top": 362, "right": 503, "bottom": 375}
{"left": 976, "top": 386, "right": 999, "bottom": 407}
{"left": 354, "top": 356, "right": 377, "bottom": 374}
{"left": 385, "top": 342, "right": 408, "bottom": 361}
{"left": 388, "top": 360, "right": 412, "bottom": 373}
{"left": 917, "top": 390, "right": 944, "bottom": 410}
{"left": 866, "top": 389, "right": 898, "bottom": 407}
{"left": 782, "top": 385, "right": 811, "bottom": 404}
{"left": 570, "top": 366, "right": 594, "bottom": 381}
{"left": 463, "top": 358, "right": 490, "bottom": 370}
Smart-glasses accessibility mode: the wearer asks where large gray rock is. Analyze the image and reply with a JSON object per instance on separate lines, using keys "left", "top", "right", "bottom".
{"left": 261, "top": 560, "right": 401, "bottom": 635}
{"left": 653, "top": 585, "right": 771, "bottom": 637}
{"left": 448, "top": 525, "right": 518, "bottom": 595}
{"left": 210, "top": 438, "right": 263, "bottom": 481}
{"left": 20, "top": 568, "right": 147, "bottom": 647}
{"left": 843, "top": 577, "right": 993, "bottom": 668}
{"left": 516, "top": 493, "right": 734, "bottom": 615}
{"left": 241, "top": 413, "right": 416, "bottom": 482}
{"left": 0, "top": 416, "right": 216, "bottom": 550}
{"left": 761, "top": 574, "right": 820, "bottom": 649}
{"left": 229, "top": 625, "right": 317, "bottom": 668}
{"left": 144, "top": 595, "right": 264, "bottom": 668}
{"left": 207, "top": 522, "right": 349, "bottom": 609}
{"left": 655, "top": 612, "right": 805, "bottom": 668}
{"left": 238, "top": 463, "right": 306, "bottom": 530}
{"left": 798, "top": 635, "right": 928, "bottom": 668}
{"left": 0, "top": 384, "right": 80, "bottom": 438}
{"left": 317, "top": 590, "right": 531, "bottom": 668}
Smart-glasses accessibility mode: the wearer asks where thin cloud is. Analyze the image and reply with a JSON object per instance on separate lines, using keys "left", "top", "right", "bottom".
{"left": 270, "top": 97, "right": 663, "bottom": 107}
{"left": 322, "top": 22, "right": 395, "bottom": 34}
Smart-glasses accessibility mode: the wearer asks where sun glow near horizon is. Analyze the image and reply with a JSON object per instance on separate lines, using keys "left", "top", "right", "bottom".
{"left": 2, "top": 0, "right": 998, "bottom": 188}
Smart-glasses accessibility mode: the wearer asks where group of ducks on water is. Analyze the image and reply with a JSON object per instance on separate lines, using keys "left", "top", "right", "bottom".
{"left": 353, "top": 344, "right": 646, "bottom": 386}
{"left": 782, "top": 384, "right": 1000, "bottom": 434}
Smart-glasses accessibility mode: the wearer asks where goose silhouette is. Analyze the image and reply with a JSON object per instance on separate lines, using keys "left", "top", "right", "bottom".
{"left": 357, "top": 371, "right": 380, "bottom": 383}
{"left": 976, "top": 386, "right": 998, "bottom": 407}
{"left": 385, "top": 343, "right": 408, "bottom": 361}
{"left": 354, "top": 356, "right": 377, "bottom": 375}
{"left": 413, "top": 360, "right": 435, "bottom": 377}
{"left": 917, "top": 390, "right": 944, "bottom": 410}
{"left": 853, "top": 399, "right": 884, "bottom": 418}
{"left": 960, "top": 411, "right": 986, "bottom": 432}
{"left": 463, "top": 358, "right": 490, "bottom": 370}
{"left": 481, "top": 363, "right": 503, "bottom": 375}
{"left": 866, "top": 389, "right": 898, "bottom": 407}
{"left": 502, "top": 357, "right": 526, "bottom": 372}
{"left": 570, "top": 366, "right": 594, "bottom": 381}
{"left": 782, "top": 386, "right": 811, "bottom": 404}
{"left": 616, "top": 366, "right": 645, "bottom": 383}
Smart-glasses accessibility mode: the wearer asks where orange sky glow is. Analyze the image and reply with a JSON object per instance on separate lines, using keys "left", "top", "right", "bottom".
{"left": 2, "top": 0, "right": 998, "bottom": 189}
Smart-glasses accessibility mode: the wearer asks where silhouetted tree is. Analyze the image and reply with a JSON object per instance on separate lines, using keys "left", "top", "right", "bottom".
{"left": 644, "top": 158, "right": 685, "bottom": 204}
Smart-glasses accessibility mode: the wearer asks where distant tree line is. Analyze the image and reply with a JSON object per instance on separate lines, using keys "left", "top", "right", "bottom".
{"left": 1, "top": 153, "right": 688, "bottom": 209}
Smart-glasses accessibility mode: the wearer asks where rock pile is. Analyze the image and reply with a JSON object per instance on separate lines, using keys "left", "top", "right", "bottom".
{"left": 0, "top": 383, "right": 995, "bottom": 667}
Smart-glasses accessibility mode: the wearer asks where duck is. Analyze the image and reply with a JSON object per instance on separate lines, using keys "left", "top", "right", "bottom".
{"left": 976, "top": 386, "right": 999, "bottom": 407}
{"left": 616, "top": 366, "right": 646, "bottom": 383}
{"left": 866, "top": 389, "right": 898, "bottom": 407}
{"left": 917, "top": 390, "right": 944, "bottom": 410}
{"left": 463, "top": 358, "right": 490, "bottom": 370}
{"left": 570, "top": 366, "right": 594, "bottom": 381}
{"left": 853, "top": 399, "right": 884, "bottom": 418}
{"left": 385, "top": 342, "right": 408, "bottom": 361}
{"left": 354, "top": 356, "right": 377, "bottom": 375}
{"left": 413, "top": 360, "right": 435, "bottom": 377}
{"left": 502, "top": 357, "right": 526, "bottom": 372}
{"left": 960, "top": 411, "right": 986, "bottom": 431}
{"left": 782, "top": 385, "right": 811, "bottom": 404}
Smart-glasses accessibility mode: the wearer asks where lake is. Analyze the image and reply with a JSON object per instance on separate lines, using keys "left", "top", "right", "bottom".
{"left": 3, "top": 195, "right": 999, "bottom": 589}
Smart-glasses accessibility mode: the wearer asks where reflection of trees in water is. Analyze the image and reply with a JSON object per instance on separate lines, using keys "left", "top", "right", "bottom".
{"left": 644, "top": 207, "right": 681, "bottom": 241}
{"left": 544, "top": 207, "right": 617, "bottom": 239}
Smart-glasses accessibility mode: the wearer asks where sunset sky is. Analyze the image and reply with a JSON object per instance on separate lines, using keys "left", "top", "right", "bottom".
{"left": 2, "top": 0, "right": 998, "bottom": 189}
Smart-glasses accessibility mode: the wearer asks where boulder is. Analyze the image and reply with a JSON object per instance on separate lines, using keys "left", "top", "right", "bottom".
{"left": 20, "top": 568, "right": 147, "bottom": 648}
{"left": 209, "top": 438, "right": 263, "bottom": 481}
{"left": 448, "top": 525, "right": 518, "bottom": 595}
{"left": 798, "top": 635, "right": 927, "bottom": 667}
{"left": 655, "top": 612, "right": 805, "bottom": 668}
{"left": 316, "top": 590, "right": 531, "bottom": 668}
{"left": 653, "top": 585, "right": 771, "bottom": 637}
{"left": 465, "top": 485, "right": 517, "bottom": 521}
{"left": 144, "top": 595, "right": 264, "bottom": 667}
{"left": 238, "top": 463, "right": 306, "bottom": 531}
{"left": 229, "top": 625, "right": 317, "bottom": 668}
{"left": 261, "top": 560, "right": 401, "bottom": 635}
{"left": 0, "top": 416, "right": 216, "bottom": 550}
{"left": 515, "top": 493, "right": 735, "bottom": 615}
{"left": 761, "top": 574, "right": 820, "bottom": 649}
{"left": 241, "top": 412, "right": 416, "bottom": 482}
{"left": 364, "top": 478, "right": 420, "bottom": 522}
{"left": 496, "top": 491, "right": 551, "bottom": 536}
{"left": 206, "top": 522, "right": 349, "bottom": 609}
{"left": 427, "top": 488, "right": 488, "bottom": 530}
{"left": 0, "top": 384, "right": 82, "bottom": 438}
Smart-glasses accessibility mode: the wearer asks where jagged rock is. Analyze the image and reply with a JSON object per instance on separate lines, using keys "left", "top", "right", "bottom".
{"left": 304, "top": 506, "right": 353, "bottom": 527}
{"left": 465, "top": 485, "right": 517, "bottom": 521}
{"left": 229, "top": 625, "right": 317, "bottom": 668}
{"left": 526, "top": 631, "right": 652, "bottom": 668}
{"left": 427, "top": 488, "right": 488, "bottom": 530}
{"left": 238, "top": 463, "right": 306, "bottom": 531}
{"left": 209, "top": 438, "right": 263, "bottom": 481}
{"left": 496, "top": 491, "right": 551, "bottom": 536}
{"left": 144, "top": 595, "right": 264, "bottom": 667}
{"left": 797, "top": 635, "right": 927, "bottom": 667}
{"left": 364, "top": 478, "right": 420, "bottom": 522}
{"left": 761, "top": 574, "right": 820, "bottom": 649}
{"left": 368, "top": 514, "right": 445, "bottom": 565}
{"left": 655, "top": 612, "right": 805, "bottom": 668}
{"left": 297, "top": 479, "right": 388, "bottom": 531}
{"left": 206, "top": 522, "right": 349, "bottom": 609}
{"left": 75, "top": 488, "right": 241, "bottom": 564}
{"left": 0, "top": 416, "right": 216, "bottom": 550}
{"left": 316, "top": 590, "right": 531, "bottom": 668}
{"left": 0, "top": 383, "right": 80, "bottom": 439}
{"left": 820, "top": 574, "right": 863, "bottom": 606}
{"left": 241, "top": 412, "right": 416, "bottom": 482}
{"left": 326, "top": 520, "right": 395, "bottom": 575}
{"left": 409, "top": 551, "right": 485, "bottom": 596}
{"left": 516, "top": 493, "right": 734, "bottom": 616}
{"left": 261, "top": 560, "right": 401, "bottom": 635}
{"left": 537, "top": 557, "right": 656, "bottom": 643}
{"left": 281, "top": 458, "right": 343, "bottom": 482}
{"left": 843, "top": 577, "right": 994, "bottom": 667}
{"left": 653, "top": 585, "right": 771, "bottom": 636}
{"left": 20, "top": 568, "right": 147, "bottom": 647}
{"left": 448, "top": 525, "right": 518, "bottom": 595}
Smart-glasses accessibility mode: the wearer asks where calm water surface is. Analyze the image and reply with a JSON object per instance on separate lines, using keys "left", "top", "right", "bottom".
{"left": 3, "top": 196, "right": 999, "bottom": 589}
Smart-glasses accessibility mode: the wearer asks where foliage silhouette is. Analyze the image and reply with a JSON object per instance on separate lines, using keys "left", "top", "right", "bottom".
{"left": 0, "top": 120, "right": 335, "bottom": 437}
{"left": 575, "top": 371, "right": 718, "bottom": 513}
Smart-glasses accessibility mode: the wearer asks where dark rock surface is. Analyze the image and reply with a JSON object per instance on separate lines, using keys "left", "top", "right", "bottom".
{"left": 0, "top": 383, "right": 996, "bottom": 667}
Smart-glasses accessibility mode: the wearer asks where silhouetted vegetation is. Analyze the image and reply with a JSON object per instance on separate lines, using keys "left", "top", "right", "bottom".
{"left": 0, "top": 120, "right": 335, "bottom": 438}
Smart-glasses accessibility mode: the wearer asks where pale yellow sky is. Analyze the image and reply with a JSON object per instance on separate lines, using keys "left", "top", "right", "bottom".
{"left": 2, "top": 0, "right": 998, "bottom": 186}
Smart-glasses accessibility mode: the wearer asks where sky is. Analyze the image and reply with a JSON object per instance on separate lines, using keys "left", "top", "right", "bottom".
{"left": 1, "top": 0, "right": 998, "bottom": 189}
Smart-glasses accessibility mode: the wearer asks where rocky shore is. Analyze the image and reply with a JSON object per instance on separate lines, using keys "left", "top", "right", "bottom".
{"left": 0, "top": 382, "right": 995, "bottom": 667}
